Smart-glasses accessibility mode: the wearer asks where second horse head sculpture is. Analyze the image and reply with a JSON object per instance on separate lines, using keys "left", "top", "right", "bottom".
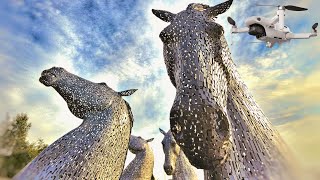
{"left": 153, "top": 0, "right": 296, "bottom": 179}
{"left": 160, "top": 128, "right": 197, "bottom": 180}
{"left": 120, "top": 135, "right": 155, "bottom": 180}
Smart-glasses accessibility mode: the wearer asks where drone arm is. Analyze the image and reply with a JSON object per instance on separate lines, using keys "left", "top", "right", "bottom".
{"left": 231, "top": 26, "right": 249, "bottom": 33}
{"left": 270, "top": 15, "right": 279, "bottom": 25}
{"left": 277, "top": 9, "right": 285, "bottom": 29}
{"left": 286, "top": 32, "right": 317, "bottom": 39}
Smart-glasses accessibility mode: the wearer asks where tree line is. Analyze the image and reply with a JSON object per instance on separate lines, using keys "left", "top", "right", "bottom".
{"left": 0, "top": 113, "right": 47, "bottom": 178}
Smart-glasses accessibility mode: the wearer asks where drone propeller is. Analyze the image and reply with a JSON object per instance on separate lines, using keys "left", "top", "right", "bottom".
{"left": 227, "top": 17, "right": 236, "bottom": 26}
{"left": 227, "top": 17, "right": 237, "bottom": 45}
{"left": 248, "top": 42, "right": 265, "bottom": 44}
{"left": 284, "top": 5, "right": 308, "bottom": 11}
{"left": 255, "top": 4, "right": 308, "bottom": 11}
{"left": 255, "top": 4, "right": 278, "bottom": 7}
{"left": 312, "top": 23, "right": 318, "bottom": 30}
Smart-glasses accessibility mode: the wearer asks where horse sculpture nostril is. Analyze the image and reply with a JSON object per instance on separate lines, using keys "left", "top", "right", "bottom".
{"left": 41, "top": 70, "right": 48, "bottom": 76}
{"left": 164, "top": 165, "right": 173, "bottom": 174}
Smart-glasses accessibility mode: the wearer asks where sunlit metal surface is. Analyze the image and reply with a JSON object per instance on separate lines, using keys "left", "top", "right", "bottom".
{"left": 14, "top": 67, "right": 136, "bottom": 179}
{"left": 120, "top": 135, "right": 154, "bottom": 180}
{"left": 160, "top": 129, "right": 198, "bottom": 180}
{"left": 153, "top": 0, "right": 295, "bottom": 179}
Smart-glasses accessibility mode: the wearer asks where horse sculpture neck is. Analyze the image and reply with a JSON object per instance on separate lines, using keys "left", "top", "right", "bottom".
{"left": 203, "top": 37, "right": 296, "bottom": 180}
{"left": 15, "top": 101, "right": 132, "bottom": 179}
{"left": 173, "top": 150, "right": 198, "bottom": 180}
{"left": 134, "top": 147, "right": 154, "bottom": 175}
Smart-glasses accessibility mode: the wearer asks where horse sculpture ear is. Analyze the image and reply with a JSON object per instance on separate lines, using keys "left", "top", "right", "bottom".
{"left": 152, "top": 9, "right": 176, "bottom": 22}
{"left": 159, "top": 128, "right": 166, "bottom": 135}
{"left": 99, "top": 82, "right": 107, "bottom": 86}
{"left": 118, "top": 89, "right": 138, "bottom": 96}
{"left": 146, "top": 138, "right": 154, "bottom": 142}
{"left": 205, "top": 0, "right": 233, "bottom": 18}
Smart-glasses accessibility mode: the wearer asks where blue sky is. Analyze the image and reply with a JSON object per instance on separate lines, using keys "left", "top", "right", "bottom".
{"left": 0, "top": 0, "right": 319, "bottom": 179}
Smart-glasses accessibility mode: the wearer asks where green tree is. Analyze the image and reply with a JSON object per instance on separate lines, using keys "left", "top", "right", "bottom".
{"left": 0, "top": 113, "right": 48, "bottom": 178}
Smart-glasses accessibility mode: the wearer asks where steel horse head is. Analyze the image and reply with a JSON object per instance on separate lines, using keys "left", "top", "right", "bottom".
{"left": 153, "top": 0, "right": 234, "bottom": 169}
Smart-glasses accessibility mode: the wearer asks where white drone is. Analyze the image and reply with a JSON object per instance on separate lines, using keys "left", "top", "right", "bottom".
{"left": 228, "top": 4, "right": 318, "bottom": 48}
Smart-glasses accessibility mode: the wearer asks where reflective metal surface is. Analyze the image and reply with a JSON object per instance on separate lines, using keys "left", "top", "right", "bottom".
{"left": 14, "top": 67, "right": 136, "bottom": 179}
{"left": 153, "top": 1, "right": 295, "bottom": 179}
{"left": 160, "top": 129, "right": 198, "bottom": 180}
{"left": 120, "top": 135, "right": 154, "bottom": 180}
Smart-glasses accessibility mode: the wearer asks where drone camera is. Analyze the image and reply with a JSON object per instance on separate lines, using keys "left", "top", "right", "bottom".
{"left": 248, "top": 24, "right": 266, "bottom": 38}
{"left": 312, "top": 23, "right": 318, "bottom": 32}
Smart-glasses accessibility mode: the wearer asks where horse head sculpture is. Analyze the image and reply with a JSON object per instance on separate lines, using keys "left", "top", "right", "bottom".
{"left": 128, "top": 135, "right": 154, "bottom": 155}
{"left": 39, "top": 67, "right": 137, "bottom": 120}
{"left": 160, "top": 128, "right": 181, "bottom": 175}
{"left": 153, "top": 1, "right": 296, "bottom": 179}
{"left": 14, "top": 67, "right": 136, "bottom": 179}
{"left": 153, "top": 0, "right": 233, "bottom": 169}
{"left": 120, "top": 135, "right": 155, "bottom": 180}
{"left": 160, "top": 128, "right": 198, "bottom": 180}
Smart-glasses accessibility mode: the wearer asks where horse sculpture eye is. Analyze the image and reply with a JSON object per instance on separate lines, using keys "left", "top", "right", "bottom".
{"left": 170, "top": 141, "right": 176, "bottom": 147}
{"left": 160, "top": 27, "right": 175, "bottom": 44}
